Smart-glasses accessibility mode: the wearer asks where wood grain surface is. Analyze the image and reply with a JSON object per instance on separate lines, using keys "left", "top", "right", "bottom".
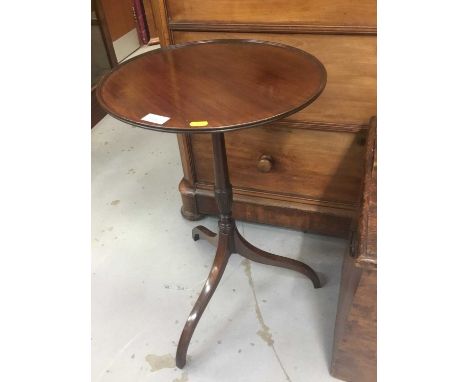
{"left": 331, "top": 253, "right": 377, "bottom": 382}
{"left": 331, "top": 117, "right": 377, "bottom": 381}
{"left": 190, "top": 123, "right": 366, "bottom": 204}
{"left": 354, "top": 116, "right": 377, "bottom": 268}
{"left": 172, "top": 32, "right": 376, "bottom": 125}
{"left": 166, "top": 0, "right": 376, "bottom": 27}
{"left": 100, "top": 0, "right": 136, "bottom": 41}
{"left": 97, "top": 39, "right": 326, "bottom": 133}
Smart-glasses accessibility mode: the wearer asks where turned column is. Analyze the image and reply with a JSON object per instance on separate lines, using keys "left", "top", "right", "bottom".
{"left": 212, "top": 133, "right": 236, "bottom": 249}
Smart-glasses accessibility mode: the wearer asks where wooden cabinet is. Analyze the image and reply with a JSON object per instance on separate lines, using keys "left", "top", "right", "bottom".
{"left": 151, "top": 0, "right": 376, "bottom": 238}
{"left": 331, "top": 117, "right": 377, "bottom": 382}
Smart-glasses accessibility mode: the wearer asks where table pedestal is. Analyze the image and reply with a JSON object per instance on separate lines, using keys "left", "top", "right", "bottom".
{"left": 176, "top": 133, "right": 321, "bottom": 368}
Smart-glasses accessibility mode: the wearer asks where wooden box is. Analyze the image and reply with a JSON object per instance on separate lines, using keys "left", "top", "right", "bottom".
{"left": 150, "top": 0, "right": 376, "bottom": 238}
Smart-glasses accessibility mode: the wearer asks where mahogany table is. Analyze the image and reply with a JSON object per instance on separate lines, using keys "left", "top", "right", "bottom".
{"left": 97, "top": 39, "right": 327, "bottom": 369}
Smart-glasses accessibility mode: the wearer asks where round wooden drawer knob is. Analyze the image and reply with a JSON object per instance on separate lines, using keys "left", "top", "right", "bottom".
{"left": 257, "top": 155, "right": 274, "bottom": 173}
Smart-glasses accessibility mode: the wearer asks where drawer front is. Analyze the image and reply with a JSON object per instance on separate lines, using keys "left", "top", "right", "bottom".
{"left": 191, "top": 124, "right": 367, "bottom": 205}
{"left": 167, "top": 0, "right": 376, "bottom": 27}
{"left": 173, "top": 31, "right": 376, "bottom": 126}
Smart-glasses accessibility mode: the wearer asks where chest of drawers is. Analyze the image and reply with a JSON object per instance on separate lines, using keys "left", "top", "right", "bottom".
{"left": 151, "top": 0, "right": 376, "bottom": 237}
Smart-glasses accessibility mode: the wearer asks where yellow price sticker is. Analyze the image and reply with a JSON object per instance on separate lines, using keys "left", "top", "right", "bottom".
{"left": 189, "top": 121, "right": 208, "bottom": 127}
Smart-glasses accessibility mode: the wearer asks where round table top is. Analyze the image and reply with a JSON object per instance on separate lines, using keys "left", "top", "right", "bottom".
{"left": 97, "top": 39, "right": 326, "bottom": 133}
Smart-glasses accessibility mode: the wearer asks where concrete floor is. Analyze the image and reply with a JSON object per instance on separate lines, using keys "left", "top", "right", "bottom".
{"left": 92, "top": 47, "right": 346, "bottom": 382}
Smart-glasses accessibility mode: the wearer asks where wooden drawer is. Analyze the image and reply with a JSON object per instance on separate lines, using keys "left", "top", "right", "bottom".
{"left": 154, "top": 0, "right": 377, "bottom": 236}
{"left": 173, "top": 32, "right": 376, "bottom": 125}
{"left": 167, "top": 0, "right": 376, "bottom": 27}
{"left": 191, "top": 123, "right": 367, "bottom": 205}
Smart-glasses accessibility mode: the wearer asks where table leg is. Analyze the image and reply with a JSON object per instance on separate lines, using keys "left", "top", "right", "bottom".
{"left": 176, "top": 232, "right": 231, "bottom": 368}
{"left": 233, "top": 226, "right": 320, "bottom": 288}
{"left": 176, "top": 132, "right": 321, "bottom": 368}
{"left": 192, "top": 225, "right": 218, "bottom": 247}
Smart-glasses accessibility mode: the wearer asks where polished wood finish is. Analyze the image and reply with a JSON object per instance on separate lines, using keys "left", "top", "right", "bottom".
{"left": 190, "top": 123, "right": 367, "bottom": 204}
{"left": 91, "top": 85, "right": 108, "bottom": 128}
{"left": 94, "top": 0, "right": 118, "bottom": 67}
{"left": 97, "top": 39, "right": 326, "bottom": 133}
{"left": 150, "top": 0, "right": 173, "bottom": 46}
{"left": 97, "top": 40, "right": 326, "bottom": 369}
{"left": 331, "top": 117, "right": 377, "bottom": 381}
{"left": 188, "top": 180, "right": 355, "bottom": 238}
{"left": 180, "top": 119, "right": 367, "bottom": 238}
{"left": 176, "top": 229, "right": 231, "bottom": 368}
{"left": 173, "top": 32, "right": 376, "bottom": 125}
{"left": 176, "top": 133, "right": 321, "bottom": 368}
{"left": 169, "top": 22, "right": 376, "bottom": 36}
{"left": 166, "top": 0, "right": 376, "bottom": 27}
{"left": 150, "top": 0, "right": 376, "bottom": 237}
{"left": 142, "top": 0, "right": 160, "bottom": 45}
{"left": 100, "top": 0, "right": 136, "bottom": 41}
{"left": 256, "top": 154, "right": 273, "bottom": 173}
{"left": 147, "top": 3, "right": 378, "bottom": 378}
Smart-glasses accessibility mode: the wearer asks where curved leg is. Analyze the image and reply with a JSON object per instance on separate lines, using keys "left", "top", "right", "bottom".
{"left": 234, "top": 228, "right": 321, "bottom": 288}
{"left": 176, "top": 233, "right": 231, "bottom": 368}
{"left": 192, "top": 225, "right": 218, "bottom": 247}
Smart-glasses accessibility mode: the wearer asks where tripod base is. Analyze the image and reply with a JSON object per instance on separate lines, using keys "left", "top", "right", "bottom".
{"left": 175, "top": 222, "right": 321, "bottom": 368}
